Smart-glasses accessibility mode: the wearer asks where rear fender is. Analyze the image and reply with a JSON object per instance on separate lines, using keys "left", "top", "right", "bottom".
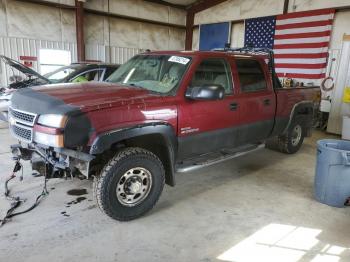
{"left": 285, "top": 101, "right": 314, "bottom": 136}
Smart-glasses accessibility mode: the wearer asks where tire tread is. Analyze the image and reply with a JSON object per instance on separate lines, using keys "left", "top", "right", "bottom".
{"left": 94, "top": 147, "right": 165, "bottom": 221}
{"left": 266, "top": 117, "right": 305, "bottom": 154}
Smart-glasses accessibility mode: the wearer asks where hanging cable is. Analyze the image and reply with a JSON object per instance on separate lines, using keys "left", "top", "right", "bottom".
{"left": 0, "top": 160, "right": 50, "bottom": 228}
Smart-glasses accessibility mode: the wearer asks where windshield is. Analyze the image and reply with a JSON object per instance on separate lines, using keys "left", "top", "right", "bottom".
{"left": 44, "top": 66, "right": 78, "bottom": 83}
{"left": 107, "top": 55, "right": 191, "bottom": 94}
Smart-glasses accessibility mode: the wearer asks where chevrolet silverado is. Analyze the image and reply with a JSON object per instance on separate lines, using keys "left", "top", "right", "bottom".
{"left": 8, "top": 48, "right": 320, "bottom": 221}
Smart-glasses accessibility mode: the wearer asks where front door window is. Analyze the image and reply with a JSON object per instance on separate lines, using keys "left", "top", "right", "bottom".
{"left": 191, "top": 58, "right": 233, "bottom": 94}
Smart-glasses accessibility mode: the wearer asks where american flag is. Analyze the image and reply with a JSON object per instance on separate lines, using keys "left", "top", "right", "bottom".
{"left": 245, "top": 9, "right": 335, "bottom": 80}
{"left": 245, "top": 16, "right": 276, "bottom": 49}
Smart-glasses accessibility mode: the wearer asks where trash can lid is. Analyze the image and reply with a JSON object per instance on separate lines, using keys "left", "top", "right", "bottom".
{"left": 317, "top": 139, "right": 350, "bottom": 153}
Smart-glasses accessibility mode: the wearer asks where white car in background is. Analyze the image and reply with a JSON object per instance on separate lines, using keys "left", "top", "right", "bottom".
{"left": 0, "top": 89, "right": 11, "bottom": 119}
{"left": 0, "top": 55, "right": 119, "bottom": 127}
{"left": 0, "top": 89, "right": 11, "bottom": 128}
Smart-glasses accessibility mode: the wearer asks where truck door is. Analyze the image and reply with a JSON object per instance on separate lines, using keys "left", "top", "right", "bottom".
{"left": 233, "top": 58, "right": 276, "bottom": 145}
{"left": 177, "top": 58, "right": 240, "bottom": 159}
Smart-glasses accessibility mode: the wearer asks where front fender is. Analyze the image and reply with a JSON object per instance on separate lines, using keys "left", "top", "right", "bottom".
{"left": 90, "top": 123, "right": 178, "bottom": 186}
{"left": 90, "top": 122, "right": 177, "bottom": 155}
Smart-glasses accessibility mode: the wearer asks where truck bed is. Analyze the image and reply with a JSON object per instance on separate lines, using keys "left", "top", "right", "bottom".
{"left": 276, "top": 86, "right": 320, "bottom": 119}
{"left": 272, "top": 86, "right": 320, "bottom": 136}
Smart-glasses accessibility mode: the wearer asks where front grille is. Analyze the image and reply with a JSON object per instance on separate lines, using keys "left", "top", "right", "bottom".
{"left": 11, "top": 124, "right": 32, "bottom": 142}
{"left": 9, "top": 107, "right": 37, "bottom": 143}
{"left": 9, "top": 107, "right": 37, "bottom": 126}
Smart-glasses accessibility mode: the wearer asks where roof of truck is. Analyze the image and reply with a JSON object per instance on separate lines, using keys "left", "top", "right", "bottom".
{"left": 144, "top": 50, "right": 269, "bottom": 60}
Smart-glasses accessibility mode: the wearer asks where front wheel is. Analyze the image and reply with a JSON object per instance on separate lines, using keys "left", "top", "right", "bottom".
{"left": 94, "top": 147, "right": 165, "bottom": 221}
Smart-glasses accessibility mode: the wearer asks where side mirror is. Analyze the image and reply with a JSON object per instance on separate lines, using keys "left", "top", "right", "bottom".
{"left": 185, "top": 85, "right": 225, "bottom": 101}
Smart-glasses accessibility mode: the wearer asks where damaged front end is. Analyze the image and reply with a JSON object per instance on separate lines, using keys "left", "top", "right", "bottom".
{"left": 10, "top": 143, "right": 94, "bottom": 179}
{"left": 8, "top": 89, "right": 94, "bottom": 179}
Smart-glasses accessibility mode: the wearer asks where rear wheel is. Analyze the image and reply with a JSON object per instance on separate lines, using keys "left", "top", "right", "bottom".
{"left": 94, "top": 147, "right": 165, "bottom": 221}
{"left": 266, "top": 117, "right": 305, "bottom": 154}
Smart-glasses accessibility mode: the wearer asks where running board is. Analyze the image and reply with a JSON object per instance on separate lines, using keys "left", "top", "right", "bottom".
{"left": 175, "top": 144, "right": 265, "bottom": 173}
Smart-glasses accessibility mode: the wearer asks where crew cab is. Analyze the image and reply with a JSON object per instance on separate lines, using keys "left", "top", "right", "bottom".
{"left": 8, "top": 48, "right": 320, "bottom": 221}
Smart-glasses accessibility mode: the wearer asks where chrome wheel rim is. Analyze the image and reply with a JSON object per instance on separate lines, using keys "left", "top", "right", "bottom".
{"left": 116, "top": 167, "right": 152, "bottom": 207}
{"left": 291, "top": 125, "right": 302, "bottom": 146}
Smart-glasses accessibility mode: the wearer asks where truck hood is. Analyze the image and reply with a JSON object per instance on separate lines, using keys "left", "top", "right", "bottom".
{"left": 11, "top": 82, "right": 158, "bottom": 115}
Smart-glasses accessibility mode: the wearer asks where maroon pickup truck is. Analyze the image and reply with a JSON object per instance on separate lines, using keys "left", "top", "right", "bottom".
{"left": 9, "top": 48, "right": 320, "bottom": 221}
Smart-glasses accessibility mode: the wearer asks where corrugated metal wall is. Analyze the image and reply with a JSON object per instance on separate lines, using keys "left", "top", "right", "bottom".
{"left": 110, "top": 46, "right": 143, "bottom": 64}
{"left": 0, "top": 36, "right": 77, "bottom": 87}
{"left": 85, "top": 44, "right": 143, "bottom": 64}
{"left": 0, "top": 36, "right": 143, "bottom": 87}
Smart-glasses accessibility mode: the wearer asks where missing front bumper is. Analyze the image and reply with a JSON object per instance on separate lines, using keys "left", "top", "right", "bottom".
{"left": 10, "top": 144, "right": 95, "bottom": 178}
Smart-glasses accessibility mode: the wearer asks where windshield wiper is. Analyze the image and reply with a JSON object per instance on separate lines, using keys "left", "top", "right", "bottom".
{"left": 125, "top": 83, "right": 144, "bottom": 89}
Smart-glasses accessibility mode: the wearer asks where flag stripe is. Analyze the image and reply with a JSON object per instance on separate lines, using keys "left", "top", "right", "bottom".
{"left": 275, "top": 58, "right": 327, "bottom": 64}
{"left": 276, "top": 14, "right": 333, "bottom": 25}
{"left": 276, "top": 8, "right": 335, "bottom": 20}
{"left": 274, "top": 47, "right": 328, "bottom": 54}
{"left": 275, "top": 63, "right": 327, "bottom": 69}
{"left": 274, "top": 30, "right": 331, "bottom": 39}
{"left": 275, "top": 25, "right": 332, "bottom": 35}
{"left": 277, "top": 73, "right": 326, "bottom": 79}
{"left": 274, "top": 53, "right": 329, "bottom": 59}
{"left": 274, "top": 42, "right": 329, "bottom": 49}
{"left": 274, "top": 36, "right": 330, "bottom": 45}
{"left": 275, "top": 20, "right": 332, "bottom": 30}
{"left": 276, "top": 67, "right": 326, "bottom": 74}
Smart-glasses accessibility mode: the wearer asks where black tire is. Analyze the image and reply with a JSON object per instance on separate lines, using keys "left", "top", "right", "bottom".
{"left": 94, "top": 147, "right": 165, "bottom": 221}
{"left": 266, "top": 117, "right": 305, "bottom": 154}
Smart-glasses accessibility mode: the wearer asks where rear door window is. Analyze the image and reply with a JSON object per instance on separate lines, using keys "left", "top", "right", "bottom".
{"left": 235, "top": 59, "right": 267, "bottom": 92}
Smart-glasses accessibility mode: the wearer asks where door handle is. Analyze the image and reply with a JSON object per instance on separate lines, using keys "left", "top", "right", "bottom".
{"left": 230, "top": 102, "right": 238, "bottom": 111}
{"left": 263, "top": 99, "right": 271, "bottom": 106}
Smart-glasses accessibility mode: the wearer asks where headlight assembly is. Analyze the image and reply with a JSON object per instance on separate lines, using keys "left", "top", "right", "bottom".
{"left": 34, "top": 114, "right": 66, "bottom": 147}
{"left": 34, "top": 132, "right": 64, "bottom": 148}
{"left": 37, "top": 114, "right": 67, "bottom": 128}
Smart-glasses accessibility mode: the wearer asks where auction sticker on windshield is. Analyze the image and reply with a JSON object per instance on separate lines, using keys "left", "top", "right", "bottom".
{"left": 168, "top": 56, "right": 190, "bottom": 65}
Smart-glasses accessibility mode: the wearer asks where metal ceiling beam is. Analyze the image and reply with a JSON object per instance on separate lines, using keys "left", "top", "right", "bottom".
{"left": 13, "top": 0, "right": 185, "bottom": 29}
{"left": 185, "top": 11, "right": 194, "bottom": 50}
{"left": 75, "top": 0, "right": 85, "bottom": 62}
{"left": 283, "top": 0, "right": 289, "bottom": 14}
{"left": 14, "top": 0, "right": 75, "bottom": 9}
{"left": 187, "top": 0, "right": 229, "bottom": 14}
{"left": 143, "top": 0, "right": 187, "bottom": 10}
{"left": 86, "top": 8, "right": 186, "bottom": 29}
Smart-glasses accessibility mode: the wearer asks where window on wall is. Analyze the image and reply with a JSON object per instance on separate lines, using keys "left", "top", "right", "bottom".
{"left": 39, "top": 49, "right": 71, "bottom": 75}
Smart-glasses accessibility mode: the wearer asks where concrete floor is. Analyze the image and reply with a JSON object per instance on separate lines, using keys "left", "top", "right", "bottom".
{"left": 0, "top": 128, "right": 350, "bottom": 262}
